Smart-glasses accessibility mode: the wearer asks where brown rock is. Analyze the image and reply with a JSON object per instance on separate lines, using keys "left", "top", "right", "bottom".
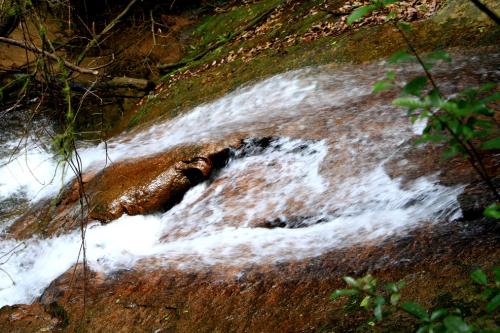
{"left": 88, "top": 143, "right": 233, "bottom": 222}
{"left": 7, "top": 140, "right": 238, "bottom": 239}
{"left": 4, "top": 216, "right": 498, "bottom": 333}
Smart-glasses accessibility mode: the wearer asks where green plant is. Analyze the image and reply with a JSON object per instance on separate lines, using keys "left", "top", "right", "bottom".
{"left": 332, "top": 268, "right": 500, "bottom": 332}
{"left": 346, "top": 0, "right": 500, "bottom": 216}
{"left": 374, "top": 51, "right": 499, "bottom": 200}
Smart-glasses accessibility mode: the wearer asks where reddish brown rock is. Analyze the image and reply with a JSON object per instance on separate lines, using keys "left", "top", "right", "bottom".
{"left": 2, "top": 216, "right": 498, "bottom": 333}
{"left": 6, "top": 140, "right": 239, "bottom": 239}
{"left": 87, "top": 142, "right": 234, "bottom": 222}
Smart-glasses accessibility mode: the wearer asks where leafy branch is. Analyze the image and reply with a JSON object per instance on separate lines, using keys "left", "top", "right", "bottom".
{"left": 332, "top": 268, "right": 500, "bottom": 332}
{"left": 347, "top": 0, "right": 500, "bottom": 217}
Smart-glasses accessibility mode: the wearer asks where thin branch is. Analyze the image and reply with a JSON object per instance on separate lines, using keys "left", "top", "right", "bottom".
{"left": 150, "top": 10, "right": 156, "bottom": 46}
{"left": 395, "top": 24, "right": 499, "bottom": 200}
{"left": 469, "top": 0, "right": 500, "bottom": 25}
{"left": 0, "top": 267, "right": 15, "bottom": 286}
{"left": 0, "top": 37, "right": 98, "bottom": 75}
{"left": 76, "top": 0, "right": 139, "bottom": 65}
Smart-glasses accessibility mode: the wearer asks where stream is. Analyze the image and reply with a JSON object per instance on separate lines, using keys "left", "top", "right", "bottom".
{"left": 0, "top": 53, "right": 498, "bottom": 307}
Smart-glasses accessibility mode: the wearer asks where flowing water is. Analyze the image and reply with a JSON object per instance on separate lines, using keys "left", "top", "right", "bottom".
{"left": 0, "top": 53, "right": 498, "bottom": 306}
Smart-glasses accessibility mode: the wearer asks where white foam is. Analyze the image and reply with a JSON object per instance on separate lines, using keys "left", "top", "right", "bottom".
{"left": 1, "top": 55, "right": 491, "bottom": 306}
{"left": 0, "top": 67, "right": 375, "bottom": 203}
{"left": 0, "top": 140, "right": 65, "bottom": 201}
{"left": 0, "top": 138, "right": 463, "bottom": 306}
{"left": 1, "top": 54, "right": 495, "bottom": 203}
{"left": 82, "top": 67, "right": 374, "bottom": 167}
{"left": 412, "top": 117, "right": 429, "bottom": 135}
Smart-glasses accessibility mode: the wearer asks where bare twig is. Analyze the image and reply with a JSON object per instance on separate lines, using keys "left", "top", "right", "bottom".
{"left": 0, "top": 37, "right": 98, "bottom": 75}
{"left": 150, "top": 10, "right": 156, "bottom": 46}
{"left": 469, "top": 0, "right": 500, "bottom": 25}
{"left": 76, "top": 0, "right": 139, "bottom": 65}
{"left": 0, "top": 267, "right": 15, "bottom": 286}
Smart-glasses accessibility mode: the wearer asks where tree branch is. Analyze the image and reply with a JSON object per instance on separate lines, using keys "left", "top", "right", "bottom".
{"left": 469, "top": 0, "right": 500, "bottom": 25}
{"left": 76, "top": 0, "right": 139, "bottom": 65}
{"left": 0, "top": 36, "right": 98, "bottom": 75}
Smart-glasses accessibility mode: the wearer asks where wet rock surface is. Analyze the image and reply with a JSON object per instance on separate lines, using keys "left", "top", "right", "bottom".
{"left": 2, "top": 80, "right": 499, "bottom": 332}
{"left": 1, "top": 215, "right": 498, "bottom": 333}
{"left": 5, "top": 140, "right": 239, "bottom": 239}
{"left": 88, "top": 144, "right": 233, "bottom": 222}
{"left": 0, "top": 15, "right": 499, "bottom": 332}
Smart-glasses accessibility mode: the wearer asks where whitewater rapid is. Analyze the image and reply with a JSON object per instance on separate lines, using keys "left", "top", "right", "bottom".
{"left": 2, "top": 53, "right": 498, "bottom": 306}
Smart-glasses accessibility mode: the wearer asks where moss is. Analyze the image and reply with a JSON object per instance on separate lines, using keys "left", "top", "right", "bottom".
{"left": 285, "top": 0, "right": 330, "bottom": 35}
{"left": 186, "top": 0, "right": 282, "bottom": 58}
{"left": 45, "top": 302, "right": 70, "bottom": 329}
{"left": 294, "top": 11, "right": 328, "bottom": 35}
{"left": 128, "top": 97, "right": 155, "bottom": 128}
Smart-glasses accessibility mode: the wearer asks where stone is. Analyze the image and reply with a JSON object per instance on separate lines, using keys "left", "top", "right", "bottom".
{"left": 88, "top": 143, "right": 233, "bottom": 222}
{"left": 6, "top": 140, "right": 238, "bottom": 239}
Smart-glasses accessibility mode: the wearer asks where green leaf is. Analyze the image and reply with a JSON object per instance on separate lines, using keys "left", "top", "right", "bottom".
{"left": 416, "top": 325, "right": 429, "bottom": 333}
{"left": 426, "top": 50, "right": 452, "bottom": 63}
{"left": 475, "top": 106, "right": 494, "bottom": 117}
{"left": 382, "top": 0, "right": 397, "bottom": 5}
{"left": 386, "top": 11, "right": 397, "bottom": 21}
{"left": 393, "top": 97, "right": 426, "bottom": 109}
{"left": 440, "top": 101, "right": 463, "bottom": 116}
{"left": 363, "top": 277, "right": 378, "bottom": 292}
{"left": 347, "top": 5, "right": 377, "bottom": 24}
{"left": 388, "top": 50, "right": 416, "bottom": 64}
{"left": 471, "top": 269, "right": 488, "bottom": 286}
{"left": 375, "top": 296, "right": 386, "bottom": 306}
{"left": 331, "top": 289, "right": 359, "bottom": 300}
{"left": 447, "top": 118, "right": 461, "bottom": 134}
{"left": 428, "top": 89, "right": 442, "bottom": 106}
{"left": 462, "top": 125, "right": 475, "bottom": 140}
{"left": 494, "top": 267, "right": 500, "bottom": 283}
{"left": 474, "top": 119, "right": 493, "bottom": 130}
{"left": 401, "top": 302, "right": 430, "bottom": 321}
{"left": 483, "top": 203, "right": 500, "bottom": 219}
{"left": 390, "top": 293, "right": 401, "bottom": 305}
{"left": 478, "top": 82, "right": 497, "bottom": 93}
{"left": 481, "top": 138, "right": 500, "bottom": 150}
{"left": 481, "top": 288, "right": 495, "bottom": 300}
{"left": 386, "top": 70, "right": 396, "bottom": 80}
{"left": 374, "top": 303, "right": 383, "bottom": 321}
{"left": 419, "top": 134, "right": 446, "bottom": 143}
{"left": 360, "top": 295, "right": 371, "bottom": 308}
{"left": 373, "top": 80, "right": 394, "bottom": 93}
{"left": 403, "top": 76, "right": 428, "bottom": 96}
{"left": 460, "top": 87, "right": 478, "bottom": 100}
{"left": 430, "top": 308, "right": 447, "bottom": 321}
{"left": 442, "top": 146, "right": 459, "bottom": 159}
{"left": 398, "top": 21, "right": 412, "bottom": 32}
{"left": 386, "top": 282, "right": 398, "bottom": 293}
{"left": 486, "top": 293, "right": 500, "bottom": 313}
{"left": 443, "top": 316, "right": 471, "bottom": 332}
{"left": 343, "top": 276, "right": 360, "bottom": 288}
